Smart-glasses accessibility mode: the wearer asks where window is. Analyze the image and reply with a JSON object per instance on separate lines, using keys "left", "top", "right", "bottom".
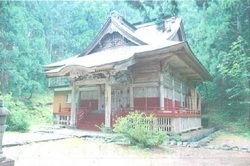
{"left": 66, "top": 94, "right": 71, "bottom": 103}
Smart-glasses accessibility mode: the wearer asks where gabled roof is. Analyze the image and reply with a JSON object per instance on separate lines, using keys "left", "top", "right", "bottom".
{"left": 43, "top": 11, "right": 211, "bottom": 83}
{"left": 80, "top": 11, "right": 147, "bottom": 56}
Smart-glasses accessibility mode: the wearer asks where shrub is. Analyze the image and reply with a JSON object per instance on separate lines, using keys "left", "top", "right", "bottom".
{"left": 3, "top": 94, "right": 30, "bottom": 132}
{"left": 113, "top": 111, "right": 167, "bottom": 148}
{"left": 2, "top": 93, "right": 53, "bottom": 132}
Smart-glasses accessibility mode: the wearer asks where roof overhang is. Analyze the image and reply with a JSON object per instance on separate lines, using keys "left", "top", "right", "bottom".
{"left": 44, "top": 42, "right": 212, "bottom": 83}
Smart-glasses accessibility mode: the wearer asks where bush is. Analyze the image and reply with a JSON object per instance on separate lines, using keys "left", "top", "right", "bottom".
{"left": 113, "top": 111, "right": 167, "bottom": 148}
{"left": 3, "top": 94, "right": 30, "bottom": 132}
{"left": 2, "top": 93, "right": 53, "bottom": 132}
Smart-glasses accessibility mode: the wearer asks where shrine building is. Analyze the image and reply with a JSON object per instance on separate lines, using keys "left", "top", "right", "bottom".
{"left": 43, "top": 11, "right": 212, "bottom": 133}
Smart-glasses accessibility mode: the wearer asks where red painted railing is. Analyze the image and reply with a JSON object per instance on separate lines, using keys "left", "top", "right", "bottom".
{"left": 116, "top": 106, "right": 200, "bottom": 116}
{"left": 112, "top": 106, "right": 201, "bottom": 127}
{"left": 58, "top": 107, "right": 71, "bottom": 115}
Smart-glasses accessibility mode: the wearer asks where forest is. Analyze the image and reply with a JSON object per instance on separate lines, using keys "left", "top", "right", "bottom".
{"left": 0, "top": 0, "right": 249, "bottom": 133}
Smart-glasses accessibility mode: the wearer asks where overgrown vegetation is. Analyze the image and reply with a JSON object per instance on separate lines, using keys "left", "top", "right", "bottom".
{"left": 3, "top": 93, "right": 53, "bottom": 132}
{"left": 114, "top": 111, "right": 167, "bottom": 148}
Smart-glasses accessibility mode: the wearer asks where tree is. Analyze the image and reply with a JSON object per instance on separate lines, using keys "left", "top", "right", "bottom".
{"left": 126, "top": 0, "right": 178, "bottom": 30}
{"left": 0, "top": 1, "right": 49, "bottom": 97}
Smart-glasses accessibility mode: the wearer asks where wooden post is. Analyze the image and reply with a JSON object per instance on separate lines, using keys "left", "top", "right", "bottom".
{"left": 172, "top": 79, "right": 175, "bottom": 112}
{"left": 191, "top": 89, "right": 197, "bottom": 113}
{"left": 180, "top": 83, "right": 183, "bottom": 110}
{"left": 98, "top": 85, "right": 102, "bottom": 111}
{"left": 159, "top": 73, "right": 164, "bottom": 110}
{"left": 76, "top": 87, "right": 80, "bottom": 109}
{"left": 129, "top": 85, "right": 134, "bottom": 109}
{"left": 70, "top": 81, "right": 76, "bottom": 127}
{"left": 105, "top": 81, "right": 112, "bottom": 128}
{"left": 198, "top": 93, "right": 201, "bottom": 114}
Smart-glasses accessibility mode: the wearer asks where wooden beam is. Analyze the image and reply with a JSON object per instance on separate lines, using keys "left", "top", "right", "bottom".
{"left": 75, "top": 78, "right": 107, "bottom": 86}
{"left": 179, "top": 72, "right": 198, "bottom": 76}
{"left": 132, "top": 82, "right": 158, "bottom": 87}
{"left": 160, "top": 54, "right": 175, "bottom": 70}
{"left": 114, "top": 58, "right": 136, "bottom": 71}
{"left": 135, "top": 52, "right": 173, "bottom": 62}
{"left": 171, "top": 66, "right": 190, "bottom": 71}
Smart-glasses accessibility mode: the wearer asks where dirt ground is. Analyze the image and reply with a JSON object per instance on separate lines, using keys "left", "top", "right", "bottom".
{"left": 3, "top": 134, "right": 250, "bottom": 166}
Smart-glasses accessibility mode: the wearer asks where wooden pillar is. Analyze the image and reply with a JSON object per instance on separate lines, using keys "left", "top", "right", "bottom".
{"left": 159, "top": 73, "right": 164, "bottom": 110}
{"left": 172, "top": 79, "right": 175, "bottom": 111}
{"left": 129, "top": 85, "right": 134, "bottom": 109}
{"left": 76, "top": 87, "right": 80, "bottom": 108}
{"left": 98, "top": 85, "right": 102, "bottom": 111}
{"left": 180, "top": 84, "right": 183, "bottom": 109}
{"left": 198, "top": 93, "right": 201, "bottom": 114}
{"left": 70, "top": 81, "right": 77, "bottom": 127}
{"left": 105, "top": 82, "right": 112, "bottom": 128}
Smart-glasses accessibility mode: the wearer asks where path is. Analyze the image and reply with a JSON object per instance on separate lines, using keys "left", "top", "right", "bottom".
{"left": 3, "top": 126, "right": 110, "bottom": 147}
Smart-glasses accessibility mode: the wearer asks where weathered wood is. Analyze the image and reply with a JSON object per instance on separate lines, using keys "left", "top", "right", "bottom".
{"left": 133, "top": 72, "right": 158, "bottom": 83}
{"left": 114, "top": 58, "right": 136, "bottom": 71}
{"left": 172, "top": 79, "right": 175, "bottom": 109}
{"left": 105, "top": 82, "right": 112, "bottom": 128}
{"left": 70, "top": 82, "right": 76, "bottom": 127}
{"left": 132, "top": 82, "right": 158, "bottom": 88}
{"left": 75, "top": 78, "right": 108, "bottom": 86}
{"left": 159, "top": 73, "right": 164, "bottom": 110}
{"left": 98, "top": 85, "right": 102, "bottom": 110}
{"left": 198, "top": 93, "right": 201, "bottom": 113}
{"left": 76, "top": 87, "right": 80, "bottom": 108}
{"left": 129, "top": 86, "right": 134, "bottom": 108}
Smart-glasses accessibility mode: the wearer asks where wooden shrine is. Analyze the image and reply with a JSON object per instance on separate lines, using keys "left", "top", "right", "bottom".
{"left": 43, "top": 11, "right": 212, "bottom": 133}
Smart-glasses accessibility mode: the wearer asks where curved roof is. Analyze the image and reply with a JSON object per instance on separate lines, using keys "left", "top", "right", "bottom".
{"left": 43, "top": 11, "right": 211, "bottom": 83}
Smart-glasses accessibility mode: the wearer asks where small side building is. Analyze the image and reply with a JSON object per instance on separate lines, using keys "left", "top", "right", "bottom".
{"left": 43, "top": 11, "right": 212, "bottom": 133}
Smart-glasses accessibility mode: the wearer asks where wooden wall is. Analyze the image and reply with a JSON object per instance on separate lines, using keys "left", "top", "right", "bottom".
{"left": 79, "top": 90, "right": 99, "bottom": 111}
{"left": 133, "top": 87, "right": 159, "bottom": 110}
{"left": 163, "top": 74, "right": 189, "bottom": 110}
{"left": 111, "top": 87, "right": 130, "bottom": 111}
{"left": 132, "top": 62, "right": 160, "bottom": 83}
{"left": 53, "top": 90, "right": 71, "bottom": 113}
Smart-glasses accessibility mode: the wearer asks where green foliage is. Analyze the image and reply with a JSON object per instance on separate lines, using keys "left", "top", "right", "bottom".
{"left": 219, "top": 36, "right": 250, "bottom": 105}
{"left": 114, "top": 111, "right": 167, "bottom": 148}
{"left": 178, "top": 0, "right": 250, "bottom": 132}
{"left": 2, "top": 93, "right": 53, "bottom": 132}
{"left": 126, "top": 0, "right": 178, "bottom": 30}
{"left": 3, "top": 94, "right": 30, "bottom": 132}
{"left": 96, "top": 123, "right": 112, "bottom": 134}
{"left": 26, "top": 94, "right": 53, "bottom": 125}
{"left": 0, "top": 1, "right": 49, "bottom": 97}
